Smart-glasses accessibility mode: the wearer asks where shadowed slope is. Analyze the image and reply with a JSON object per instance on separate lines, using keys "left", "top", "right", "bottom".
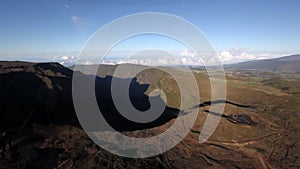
{"left": 0, "top": 61, "right": 183, "bottom": 132}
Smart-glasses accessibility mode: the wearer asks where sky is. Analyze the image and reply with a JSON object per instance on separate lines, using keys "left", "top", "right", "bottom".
{"left": 0, "top": 0, "right": 299, "bottom": 65}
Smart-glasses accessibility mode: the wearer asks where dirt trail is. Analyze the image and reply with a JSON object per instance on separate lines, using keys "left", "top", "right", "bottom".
{"left": 190, "top": 128, "right": 280, "bottom": 169}
{"left": 236, "top": 141, "right": 274, "bottom": 169}
{"left": 205, "top": 130, "right": 286, "bottom": 145}
{"left": 191, "top": 127, "right": 282, "bottom": 142}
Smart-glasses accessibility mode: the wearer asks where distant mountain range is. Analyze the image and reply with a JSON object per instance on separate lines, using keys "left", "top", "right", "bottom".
{"left": 224, "top": 54, "right": 300, "bottom": 72}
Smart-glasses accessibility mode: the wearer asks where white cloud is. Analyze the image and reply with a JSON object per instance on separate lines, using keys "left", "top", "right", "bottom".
{"left": 83, "top": 61, "right": 93, "bottom": 65}
{"left": 52, "top": 55, "right": 76, "bottom": 66}
{"left": 70, "top": 15, "right": 88, "bottom": 31}
{"left": 240, "top": 51, "right": 255, "bottom": 60}
{"left": 219, "top": 48, "right": 256, "bottom": 63}
{"left": 218, "top": 48, "right": 288, "bottom": 63}
{"left": 180, "top": 49, "right": 198, "bottom": 58}
{"left": 258, "top": 53, "right": 272, "bottom": 57}
{"left": 71, "top": 16, "right": 80, "bottom": 25}
{"left": 256, "top": 52, "right": 278, "bottom": 60}
{"left": 181, "top": 58, "right": 187, "bottom": 63}
{"left": 219, "top": 50, "right": 234, "bottom": 62}
{"left": 60, "top": 56, "right": 69, "bottom": 61}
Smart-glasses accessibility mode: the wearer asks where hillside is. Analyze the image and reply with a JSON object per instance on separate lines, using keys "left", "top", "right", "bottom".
{"left": 0, "top": 61, "right": 300, "bottom": 168}
{"left": 225, "top": 54, "right": 300, "bottom": 72}
{"left": 0, "top": 61, "right": 186, "bottom": 131}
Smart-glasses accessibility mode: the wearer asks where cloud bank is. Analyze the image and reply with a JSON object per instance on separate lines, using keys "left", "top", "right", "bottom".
{"left": 218, "top": 48, "right": 284, "bottom": 63}
{"left": 52, "top": 55, "right": 76, "bottom": 66}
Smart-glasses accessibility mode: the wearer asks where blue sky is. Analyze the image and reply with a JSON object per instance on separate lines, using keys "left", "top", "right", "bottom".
{"left": 0, "top": 0, "right": 299, "bottom": 63}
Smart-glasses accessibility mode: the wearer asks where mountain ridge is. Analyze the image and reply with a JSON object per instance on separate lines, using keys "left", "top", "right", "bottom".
{"left": 224, "top": 54, "right": 300, "bottom": 72}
